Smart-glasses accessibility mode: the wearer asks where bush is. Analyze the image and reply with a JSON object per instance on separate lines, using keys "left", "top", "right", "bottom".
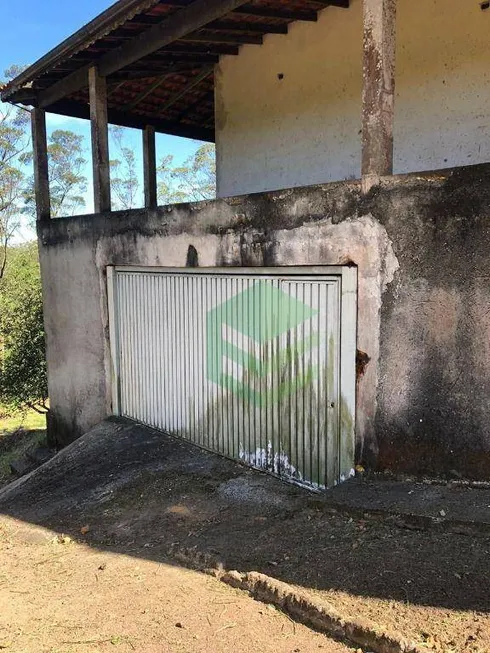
{"left": 0, "top": 243, "right": 48, "bottom": 414}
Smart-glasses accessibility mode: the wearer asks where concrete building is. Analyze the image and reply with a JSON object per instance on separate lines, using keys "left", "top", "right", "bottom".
{"left": 2, "top": 0, "right": 490, "bottom": 486}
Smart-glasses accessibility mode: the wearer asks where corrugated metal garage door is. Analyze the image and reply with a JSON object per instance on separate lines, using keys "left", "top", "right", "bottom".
{"left": 108, "top": 267, "right": 357, "bottom": 490}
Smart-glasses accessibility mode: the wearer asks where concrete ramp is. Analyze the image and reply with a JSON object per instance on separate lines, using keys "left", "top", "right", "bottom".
{"left": 0, "top": 418, "right": 171, "bottom": 520}
{"left": 0, "top": 416, "right": 302, "bottom": 524}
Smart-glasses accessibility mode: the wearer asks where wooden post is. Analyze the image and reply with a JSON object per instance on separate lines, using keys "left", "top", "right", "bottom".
{"left": 31, "top": 108, "right": 50, "bottom": 221}
{"left": 143, "top": 125, "right": 157, "bottom": 209}
{"left": 361, "top": 0, "right": 397, "bottom": 183}
{"left": 89, "top": 66, "right": 111, "bottom": 213}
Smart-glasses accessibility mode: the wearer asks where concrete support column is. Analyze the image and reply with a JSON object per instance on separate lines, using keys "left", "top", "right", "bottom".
{"left": 361, "top": 0, "right": 397, "bottom": 186}
{"left": 31, "top": 108, "right": 50, "bottom": 221}
{"left": 143, "top": 125, "right": 157, "bottom": 209}
{"left": 89, "top": 66, "right": 111, "bottom": 213}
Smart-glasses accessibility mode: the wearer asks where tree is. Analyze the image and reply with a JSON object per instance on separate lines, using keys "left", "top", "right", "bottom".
{"left": 0, "top": 242, "right": 47, "bottom": 414}
{"left": 0, "top": 65, "right": 30, "bottom": 280}
{"left": 1, "top": 124, "right": 86, "bottom": 415}
{"left": 48, "top": 130, "right": 87, "bottom": 217}
{"left": 173, "top": 143, "right": 216, "bottom": 202}
{"left": 157, "top": 143, "right": 216, "bottom": 205}
{"left": 157, "top": 154, "right": 187, "bottom": 204}
{"left": 23, "top": 129, "right": 87, "bottom": 219}
{"left": 110, "top": 126, "right": 139, "bottom": 210}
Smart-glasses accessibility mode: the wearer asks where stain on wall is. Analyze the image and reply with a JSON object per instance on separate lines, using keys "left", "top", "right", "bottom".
{"left": 38, "top": 162, "right": 490, "bottom": 479}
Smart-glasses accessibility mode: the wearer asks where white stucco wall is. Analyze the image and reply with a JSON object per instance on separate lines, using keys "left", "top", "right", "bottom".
{"left": 215, "top": 0, "right": 490, "bottom": 197}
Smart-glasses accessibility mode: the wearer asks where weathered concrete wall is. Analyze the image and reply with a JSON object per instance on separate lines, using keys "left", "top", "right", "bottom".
{"left": 375, "top": 165, "right": 490, "bottom": 477}
{"left": 215, "top": 0, "right": 490, "bottom": 196}
{"left": 38, "top": 162, "right": 490, "bottom": 479}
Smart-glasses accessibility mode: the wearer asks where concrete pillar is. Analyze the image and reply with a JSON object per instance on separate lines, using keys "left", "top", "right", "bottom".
{"left": 361, "top": 0, "right": 397, "bottom": 185}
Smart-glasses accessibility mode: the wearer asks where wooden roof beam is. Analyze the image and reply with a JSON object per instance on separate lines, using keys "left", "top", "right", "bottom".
{"left": 142, "top": 52, "right": 220, "bottom": 63}
{"left": 1, "top": 0, "right": 163, "bottom": 101}
{"left": 121, "top": 73, "right": 174, "bottom": 111}
{"left": 47, "top": 98, "right": 215, "bottom": 141}
{"left": 39, "top": 65, "right": 91, "bottom": 108}
{"left": 93, "top": 0, "right": 248, "bottom": 74}
{"left": 207, "top": 20, "right": 288, "bottom": 34}
{"left": 175, "top": 89, "right": 214, "bottom": 122}
{"left": 159, "top": 43, "right": 240, "bottom": 55}
{"left": 111, "top": 64, "right": 200, "bottom": 80}
{"left": 233, "top": 6, "right": 317, "bottom": 22}
{"left": 182, "top": 31, "right": 263, "bottom": 45}
{"left": 38, "top": 0, "right": 249, "bottom": 109}
{"left": 314, "top": 0, "right": 349, "bottom": 6}
{"left": 159, "top": 67, "right": 214, "bottom": 113}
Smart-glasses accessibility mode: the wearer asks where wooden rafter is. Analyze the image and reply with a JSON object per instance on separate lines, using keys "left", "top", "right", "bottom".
{"left": 4, "top": 0, "right": 352, "bottom": 143}
{"left": 121, "top": 73, "right": 173, "bottom": 111}
{"left": 159, "top": 66, "right": 213, "bottom": 113}
{"left": 159, "top": 42, "right": 240, "bottom": 55}
{"left": 181, "top": 31, "right": 263, "bottom": 45}
{"left": 143, "top": 52, "right": 220, "bottom": 63}
{"left": 37, "top": 0, "right": 249, "bottom": 109}
{"left": 47, "top": 99, "right": 215, "bottom": 142}
{"left": 207, "top": 19, "right": 288, "bottom": 33}
{"left": 233, "top": 5, "right": 317, "bottom": 22}
{"left": 175, "top": 88, "right": 214, "bottom": 121}
{"left": 112, "top": 64, "right": 202, "bottom": 80}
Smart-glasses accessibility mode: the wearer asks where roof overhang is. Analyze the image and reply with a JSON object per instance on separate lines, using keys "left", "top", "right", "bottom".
{"left": 1, "top": 0, "right": 349, "bottom": 141}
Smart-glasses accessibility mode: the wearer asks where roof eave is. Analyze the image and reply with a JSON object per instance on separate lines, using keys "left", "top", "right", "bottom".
{"left": 1, "top": 0, "right": 160, "bottom": 103}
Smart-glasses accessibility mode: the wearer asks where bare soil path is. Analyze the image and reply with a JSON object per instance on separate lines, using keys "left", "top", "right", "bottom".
{"left": 0, "top": 518, "right": 352, "bottom": 653}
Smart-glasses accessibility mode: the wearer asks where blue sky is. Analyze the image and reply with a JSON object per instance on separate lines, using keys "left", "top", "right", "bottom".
{"left": 0, "top": 0, "right": 206, "bottom": 222}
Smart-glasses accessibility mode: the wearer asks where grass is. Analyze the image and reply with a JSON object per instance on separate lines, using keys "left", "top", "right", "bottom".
{"left": 0, "top": 408, "right": 48, "bottom": 486}
{"left": 0, "top": 410, "right": 47, "bottom": 434}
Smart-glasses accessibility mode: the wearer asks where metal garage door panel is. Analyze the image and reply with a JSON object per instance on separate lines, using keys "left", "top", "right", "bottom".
{"left": 109, "top": 268, "right": 356, "bottom": 490}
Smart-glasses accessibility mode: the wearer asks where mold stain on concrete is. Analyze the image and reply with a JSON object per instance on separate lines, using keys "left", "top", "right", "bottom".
{"left": 186, "top": 345, "right": 348, "bottom": 490}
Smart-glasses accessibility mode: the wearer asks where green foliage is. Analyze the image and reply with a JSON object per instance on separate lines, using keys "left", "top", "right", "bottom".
{"left": 0, "top": 243, "right": 47, "bottom": 414}
{"left": 48, "top": 130, "right": 87, "bottom": 217}
{"left": 24, "top": 129, "right": 87, "bottom": 219}
{"left": 0, "top": 66, "right": 30, "bottom": 280}
{"left": 110, "top": 132, "right": 216, "bottom": 209}
{"left": 0, "top": 64, "right": 216, "bottom": 415}
{"left": 158, "top": 143, "right": 216, "bottom": 204}
{"left": 110, "top": 126, "right": 139, "bottom": 210}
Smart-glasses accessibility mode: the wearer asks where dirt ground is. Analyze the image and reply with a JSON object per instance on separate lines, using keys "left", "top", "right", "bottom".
{"left": 0, "top": 519, "right": 354, "bottom": 653}
{"left": 1, "top": 418, "right": 489, "bottom": 653}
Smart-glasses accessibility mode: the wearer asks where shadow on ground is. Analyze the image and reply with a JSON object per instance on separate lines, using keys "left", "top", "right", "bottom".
{"left": 0, "top": 417, "right": 489, "bottom": 619}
